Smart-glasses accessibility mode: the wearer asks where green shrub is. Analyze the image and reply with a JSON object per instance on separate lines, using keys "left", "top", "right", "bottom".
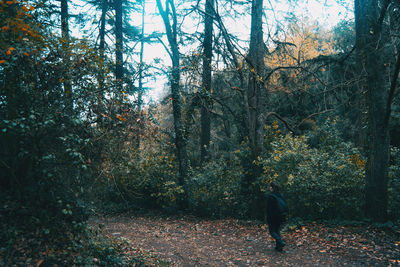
{"left": 388, "top": 146, "right": 400, "bottom": 222}
{"left": 95, "top": 142, "right": 183, "bottom": 212}
{"left": 187, "top": 157, "right": 245, "bottom": 218}
{"left": 257, "top": 119, "right": 366, "bottom": 220}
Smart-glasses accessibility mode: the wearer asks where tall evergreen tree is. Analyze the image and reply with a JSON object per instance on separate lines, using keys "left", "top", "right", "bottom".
{"left": 98, "top": 0, "right": 108, "bottom": 91}
{"left": 156, "top": 0, "right": 188, "bottom": 205}
{"left": 247, "top": 0, "right": 265, "bottom": 157}
{"left": 61, "top": 0, "right": 72, "bottom": 111}
{"left": 354, "top": 0, "right": 400, "bottom": 221}
{"left": 138, "top": 0, "right": 146, "bottom": 112}
{"left": 200, "top": 0, "right": 214, "bottom": 163}
{"left": 115, "top": 0, "right": 123, "bottom": 87}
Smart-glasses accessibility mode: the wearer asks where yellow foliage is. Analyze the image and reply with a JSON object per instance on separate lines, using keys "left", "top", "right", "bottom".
{"left": 6, "top": 47, "right": 15, "bottom": 55}
{"left": 116, "top": 114, "right": 127, "bottom": 122}
{"left": 266, "top": 19, "right": 335, "bottom": 92}
{"left": 348, "top": 154, "right": 366, "bottom": 169}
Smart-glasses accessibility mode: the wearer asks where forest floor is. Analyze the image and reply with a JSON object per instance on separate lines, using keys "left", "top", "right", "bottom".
{"left": 91, "top": 214, "right": 400, "bottom": 267}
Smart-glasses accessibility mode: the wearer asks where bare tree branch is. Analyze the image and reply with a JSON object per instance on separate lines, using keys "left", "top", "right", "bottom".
{"left": 377, "top": 0, "right": 391, "bottom": 27}
{"left": 296, "top": 109, "right": 335, "bottom": 129}
{"left": 264, "top": 112, "right": 296, "bottom": 134}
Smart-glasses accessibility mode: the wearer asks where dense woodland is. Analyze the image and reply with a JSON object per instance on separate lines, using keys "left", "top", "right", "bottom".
{"left": 1, "top": 0, "right": 400, "bottom": 265}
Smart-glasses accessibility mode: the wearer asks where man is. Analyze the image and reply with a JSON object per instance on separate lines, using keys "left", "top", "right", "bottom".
{"left": 267, "top": 181, "right": 287, "bottom": 252}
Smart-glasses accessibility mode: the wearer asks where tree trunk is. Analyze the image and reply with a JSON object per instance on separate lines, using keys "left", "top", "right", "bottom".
{"left": 138, "top": 0, "right": 146, "bottom": 112}
{"left": 61, "top": 0, "right": 72, "bottom": 110}
{"left": 61, "top": 0, "right": 69, "bottom": 46}
{"left": 247, "top": 0, "right": 265, "bottom": 157}
{"left": 355, "top": 0, "right": 390, "bottom": 222}
{"left": 200, "top": 0, "right": 213, "bottom": 164}
{"left": 114, "top": 0, "right": 123, "bottom": 87}
{"left": 156, "top": 0, "right": 188, "bottom": 204}
{"left": 240, "top": 0, "right": 265, "bottom": 207}
{"left": 170, "top": 49, "right": 188, "bottom": 192}
{"left": 98, "top": 0, "right": 107, "bottom": 91}
{"left": 137, "top": 0, "right": 146, "bottom": 149}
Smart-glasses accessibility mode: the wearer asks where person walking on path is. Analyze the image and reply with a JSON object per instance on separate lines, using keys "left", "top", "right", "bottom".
{"left": 267, "top": 181, "right": 287, "bottom": 252}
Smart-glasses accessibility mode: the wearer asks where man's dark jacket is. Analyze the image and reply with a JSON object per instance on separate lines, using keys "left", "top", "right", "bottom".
{"left": 267, "top": 192, "right": 285, "bottom": 225}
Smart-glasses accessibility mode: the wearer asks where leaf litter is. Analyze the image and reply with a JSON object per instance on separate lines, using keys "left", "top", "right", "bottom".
{"left": 91, "top": 215, "right": 400, "bottom": 266}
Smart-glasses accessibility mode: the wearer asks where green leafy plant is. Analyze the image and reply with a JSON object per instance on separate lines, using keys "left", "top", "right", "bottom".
{"left": 187, "top": 157, "right": 245, "bottom": 218}
{"left": 257, "top": 119, "right": 366, "bottom": 220}
{"left": 388, "top": 147, "right": 400, "bottom": 222}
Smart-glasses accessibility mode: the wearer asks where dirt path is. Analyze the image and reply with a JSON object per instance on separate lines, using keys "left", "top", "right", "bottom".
{"left": 91, "top": 215, "right": 400, "bottom": 266}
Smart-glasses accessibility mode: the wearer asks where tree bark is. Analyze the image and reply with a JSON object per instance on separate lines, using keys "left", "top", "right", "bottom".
{"left": 200, "top": 0, "right": 213, "bottom": 164}
{"left": 355, "top": 0, "right": 390, "bottom": 222}
{"left": 114, "top": 0, "right": 123, "bottom": 88}
{"left": 247, "top": 0, "right": 265, "bottom": 157}
{"left": 136, "top": 0, "right": 146, "bottom": 150}
{"left": 98, "top": 0, "right": 108, "bottom": 91}
{"left": 61, "top": 0, "right": 69, "bottom": 44}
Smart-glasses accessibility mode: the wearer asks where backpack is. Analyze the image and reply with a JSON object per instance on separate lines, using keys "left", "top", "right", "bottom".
{"left": 271, "top": 193, "right": 289, "bottom": 218}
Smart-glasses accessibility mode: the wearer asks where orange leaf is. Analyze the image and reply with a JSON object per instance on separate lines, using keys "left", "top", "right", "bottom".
{"left": 36, "top": 259, "right": 44, "bottom": 266}
{"left": 24, "top": 52, "right": 29, "bottom": 56}
{"left": 1, "top": 26, "right": 9, "bottom": 32}
{"left": 0, "top": 59, "right": 6, "bottom": 64}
